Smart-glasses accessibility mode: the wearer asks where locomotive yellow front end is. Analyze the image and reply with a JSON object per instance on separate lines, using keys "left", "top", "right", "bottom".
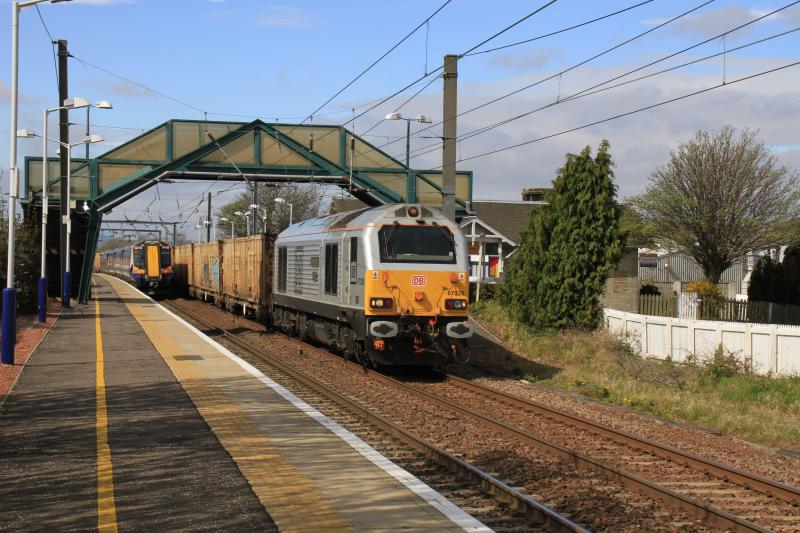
{"left": 363, "top": 206, "right": 473, "bottom": 364}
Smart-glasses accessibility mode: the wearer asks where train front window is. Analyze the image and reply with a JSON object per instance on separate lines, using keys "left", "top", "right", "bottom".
{"left": 160, "top": 247, "right": 171, "bottom": 267}
{"left": 133, "top": 247, "right": 146, "bottom": 268}
{"left": 378, "top": 225, "right": 456, "bottom": 264}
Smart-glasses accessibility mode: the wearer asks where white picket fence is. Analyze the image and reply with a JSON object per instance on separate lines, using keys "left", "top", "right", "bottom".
{"left": 603, "top": 308, "right": 800, "bottom": 376}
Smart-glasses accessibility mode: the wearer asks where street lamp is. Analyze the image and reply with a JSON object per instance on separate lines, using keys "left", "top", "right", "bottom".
{"left": 274, "top": 197, "right": 293, "bottom": 226}
{"left": 384, "top": 112, "right": 432, "bottom": 168}
{"left": 83, "top": 100, "right": 112, "bottom": 160}
{"left": 17, "top": 130, "right": 104, "bottom": 309}
{"left": 249, "top": 203, "right": 259, "bottom": 235}
{"left": 5, "top": 0, "right": 75, "bottom": 364}
{"left": 219, "top": 217, "right": 234, "bottom": 239}
{"left": 27, "top": 97, "right": 110, "bottom": 322}
{"left": 233, "top": 211, "right": 250, "bottom": 236}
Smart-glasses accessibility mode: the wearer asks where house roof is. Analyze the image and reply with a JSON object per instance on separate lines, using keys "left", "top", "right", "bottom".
{"left": 470, "top": 201, "right": 544, "bottom": 244}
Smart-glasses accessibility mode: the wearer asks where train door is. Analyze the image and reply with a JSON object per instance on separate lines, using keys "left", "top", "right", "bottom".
{"left": 146, "top": 244, "right": 161, "bottom": 279}
{"left": 348, "top": 235, "right": 360, "bottom": 306}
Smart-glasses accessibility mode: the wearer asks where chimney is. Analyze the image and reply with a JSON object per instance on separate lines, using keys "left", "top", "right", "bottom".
{"left": 521, "top": 187, "right": 548, "bottom": 202}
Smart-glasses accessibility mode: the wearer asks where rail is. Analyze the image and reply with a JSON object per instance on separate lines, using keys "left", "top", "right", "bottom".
{"left": 163, "top": 301, "right": 586, "bottom": 533}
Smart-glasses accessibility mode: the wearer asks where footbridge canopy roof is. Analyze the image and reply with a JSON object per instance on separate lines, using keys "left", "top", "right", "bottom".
{"left": 24, "top": 119, "right": 473, "bottom": 214}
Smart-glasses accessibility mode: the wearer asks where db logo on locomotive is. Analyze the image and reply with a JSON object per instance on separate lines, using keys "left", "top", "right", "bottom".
{"left": 411, "top": 274, "right": 427, "bottom": 287}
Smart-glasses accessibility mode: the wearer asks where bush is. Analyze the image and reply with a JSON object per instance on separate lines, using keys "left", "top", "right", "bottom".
{"left": 639, "top": 282, "right": 661, "bottom": 295}
{"left": 0, "top": 205, "right": 42, "bottom": 315}
{"left": 686, "top": 278, "right": 721, "bottom": 298}
{"left": 748, "top": 247, "right": 800, "bottom": 305}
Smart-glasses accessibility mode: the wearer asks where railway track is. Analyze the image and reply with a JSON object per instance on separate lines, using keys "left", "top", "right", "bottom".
{"left": 164, "top": 301, "right": 585, "bottom": 533}
{"left": 167, "top": 298, "right": 800, "bottom": 531}
{"left": 410, "top": 374, "right": 800, "bottom": 532}
{"left": 432, "top": 374, "right": 800, "bottom": 527}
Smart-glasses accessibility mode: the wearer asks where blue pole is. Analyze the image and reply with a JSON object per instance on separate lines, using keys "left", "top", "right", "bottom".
{"left": 2, "top": 288, "right": 17, "bottom": 365}
{"left": 62, "top": 271, "right": 70, "bottom": 308}
{"left": 38, "top": 276, "right": 47, "bottom": 323}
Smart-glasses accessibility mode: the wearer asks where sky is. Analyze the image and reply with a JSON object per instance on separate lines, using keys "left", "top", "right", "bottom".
{"left": 1, "top": 0, "right": 799, "bottom": 239}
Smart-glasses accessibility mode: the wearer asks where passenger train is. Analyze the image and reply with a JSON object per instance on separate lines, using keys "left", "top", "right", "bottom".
{"left": 97, "top": 240, "right": 174, "bottom": 295}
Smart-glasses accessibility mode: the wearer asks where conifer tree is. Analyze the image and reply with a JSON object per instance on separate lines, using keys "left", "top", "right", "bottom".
{"left": 500, "top": 141, "right": 623, "bottom": 329}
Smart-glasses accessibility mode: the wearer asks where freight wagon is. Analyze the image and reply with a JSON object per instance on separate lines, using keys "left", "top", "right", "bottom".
{"left": 173, "top": 235, "right": 273, "bottom": 319}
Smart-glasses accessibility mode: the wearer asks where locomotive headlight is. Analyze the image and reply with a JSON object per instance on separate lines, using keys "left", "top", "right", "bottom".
{"left": 445, "top": 299, "right": 467, "bottom": 310}
{"left": 370, "top": 297, "right": 394, "bottom": 309}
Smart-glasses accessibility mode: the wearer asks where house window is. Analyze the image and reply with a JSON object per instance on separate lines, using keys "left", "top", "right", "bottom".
{"left": 277, "top": 247, "right": 287, "bottom": 292}
{"left": 325, "top": 243, "right": 338, "bottom": 295}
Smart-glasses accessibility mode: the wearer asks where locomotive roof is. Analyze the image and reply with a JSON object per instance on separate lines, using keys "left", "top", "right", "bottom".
{"left": 278, "top": 204, "right": 450, "bottom": 238}
{"left": 99, "top": 239, "right": 171, "bottom": 255}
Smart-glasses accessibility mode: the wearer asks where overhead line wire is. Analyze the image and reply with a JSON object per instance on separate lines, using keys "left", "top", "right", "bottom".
{"left": 464, "top": 0, "right": 656, "bottom": 57}
{"left": 459, "top": 0, "right": 560, "bottom": 56}
{"left": 296, "top": 0, "right": 454, "bottom": 127}
{"left": 350, "top": 0, "right": 715, "bottom": 164}
{"left": 353, "top": 0, "right": 716, "bottom": 162}
{"left": 34, "top": 5, "right": 59, "bottom": 92}
{"left": 274, "top": 0, "right": 567, "bottom": 167}
{"left": 406, "top": 25, "right": 800, "bottom": 161}
{"left": 448, "top": 60, "right": 800, "bottom": 166}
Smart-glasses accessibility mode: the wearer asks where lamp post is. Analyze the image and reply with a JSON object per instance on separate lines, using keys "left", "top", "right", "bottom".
{"left": 274, "top": 197, "right": 293, "bottom": 226}
{"left": 234, "top": 211, "right": 250, "bottom": 236}
{"left": 249, "top": 203, "right": 259, "bottom": 235}
{"left": 31, "top": 98, "right": 109, "bottom": 321}
{"left": 4, "top": 0, "right": 74, "bottom": 364}
{"left": 84, "top": 100, "right": 112, "bottom": 160}
{"left": 219, "top": 217, "right": 234, "bottom": 239}
{"left": 18, "top": 130, "right": 104, "bottom": 308}
{"left": 384, "top": 112, "right": 432, "bottom": 168}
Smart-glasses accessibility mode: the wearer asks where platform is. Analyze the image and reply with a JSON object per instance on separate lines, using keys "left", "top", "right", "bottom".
{"left": 0, "top": 274, "right": 486, "bottom": 532}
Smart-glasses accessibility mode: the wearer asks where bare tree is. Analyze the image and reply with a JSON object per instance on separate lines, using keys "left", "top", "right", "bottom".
{"left": 216, "top": 184, "right": 324, "bottom": 238}
{"left": 632, "top": 126, "right": 799, "bottom": 282}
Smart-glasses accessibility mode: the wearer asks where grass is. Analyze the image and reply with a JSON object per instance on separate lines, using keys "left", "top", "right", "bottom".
{"left": 471, "top": 300, "right": 800, "bottom": 449}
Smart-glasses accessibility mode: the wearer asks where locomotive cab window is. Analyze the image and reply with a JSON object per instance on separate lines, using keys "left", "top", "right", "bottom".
{"left": 378, "top": 225, "right": 456, "bottom": 264}
{"left": 159, "top": 246, "right": 171, "bottom": 267}
{"left": 324, "top": 243, "right": 338, "bottom": 295}
{"left": 133, "top": 246, "right": 146, "bottom": 268}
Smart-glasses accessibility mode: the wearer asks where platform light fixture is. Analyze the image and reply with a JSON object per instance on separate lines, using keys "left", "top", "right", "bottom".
{"left": 5, "top": 0, "right": 77, "bottom": 364}
{"left": 16, "top": 130, "right": 104, "bottom": 309}
{"left": 219, "top": 217, "right": 234, "bottom": 239}
{"left": 383, "top": 112, "right": 433, "bottom": 168}
{"left": 233, "top": 211, "right": 251, "bottom": 235}
{"left": 274, "top": 197, "right": 293, "bottom": 226}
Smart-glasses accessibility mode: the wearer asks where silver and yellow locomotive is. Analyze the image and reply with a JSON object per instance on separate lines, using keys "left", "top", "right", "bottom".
{"left": 271, "top": 204, "right": 473, "bottom": 366}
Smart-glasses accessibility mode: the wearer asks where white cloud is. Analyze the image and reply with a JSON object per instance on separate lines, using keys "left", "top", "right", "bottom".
{"left": 488, "top": 50, "right": 562, "bottom": 71}
{"left": 93, "top": 79, "right": 153, "bottom": 99}
{"left": 254, "top": 5, "right": 312, "bottom": 28}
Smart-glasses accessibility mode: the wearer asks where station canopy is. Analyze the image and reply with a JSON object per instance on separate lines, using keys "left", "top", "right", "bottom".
{"left": 24, "top": 119, "right": 473, "bottom": 212}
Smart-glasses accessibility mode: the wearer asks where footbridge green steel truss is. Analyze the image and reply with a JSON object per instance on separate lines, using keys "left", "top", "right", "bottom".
{"left": 23, "top": 119, "right": 474, "bottom": 303}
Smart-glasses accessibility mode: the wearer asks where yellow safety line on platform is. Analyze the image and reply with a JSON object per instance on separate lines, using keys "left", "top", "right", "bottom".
{"left": 95, "top": 291, "right": 118, "bottom": 532}
{"left": 107, "top": 277, "right": 353, "bottom": 532}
